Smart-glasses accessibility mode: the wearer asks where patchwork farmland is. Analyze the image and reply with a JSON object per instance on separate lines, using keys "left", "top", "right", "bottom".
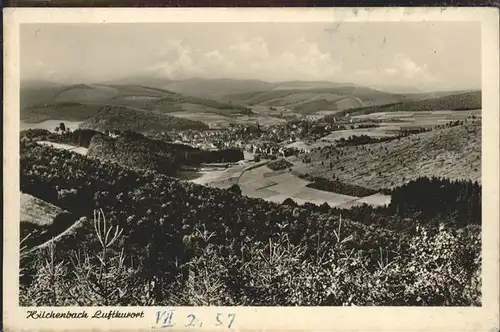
{"left": 195, "top": 162, "right": 391, "bottom": 208}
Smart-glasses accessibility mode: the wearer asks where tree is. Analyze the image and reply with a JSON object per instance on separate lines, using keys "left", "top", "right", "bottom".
{"left": 319, "top": 202, "right": 330, "bottom": 213}
{"left": 228, "top": 184, "right": 242, "bottom": 196}
{"left": 59, "top": 122, "right": 66, "bottom": 132}
{"left": 282, "top": 198, "right": 298, "bottom": 207}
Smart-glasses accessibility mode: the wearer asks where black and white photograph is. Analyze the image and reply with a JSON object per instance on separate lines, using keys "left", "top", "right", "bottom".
{"left": 12, "top": 17, "right": 489, "bottom": 309}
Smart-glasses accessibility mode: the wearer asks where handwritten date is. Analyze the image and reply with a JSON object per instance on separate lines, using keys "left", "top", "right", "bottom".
{"left": 155, "top": 310, "right": 236, "bottom": 329}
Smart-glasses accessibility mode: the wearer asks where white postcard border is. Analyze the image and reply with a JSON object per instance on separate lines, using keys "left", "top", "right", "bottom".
{"left": 3, "top": 7, "right": 499, "bottom": 332}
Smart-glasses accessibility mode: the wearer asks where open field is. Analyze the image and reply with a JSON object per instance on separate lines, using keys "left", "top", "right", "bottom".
{"left": 337, "top": 192, "right": 393, "bottom": 209}
{"left": 239, "top": 166, "right": 359, "bottom": 206}
{"left": 239, "top": 165, "right": 393, "bottom": 207}
{"left": 38, "top": 141, "right": 88, "bottom": 155}
{"left": 182, "top": 156, "right": 392, "bottom": 208}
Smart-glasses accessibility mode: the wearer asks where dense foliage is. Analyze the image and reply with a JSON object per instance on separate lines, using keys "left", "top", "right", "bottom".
{"left": 299, "top": 173, "right": 378, "bottom": 197}
{"left": 21, "top": 128, "right": 102, "bottom": 148}
{"left": 79, "top": 106, "right": 209, "bottom": 132}
{"left": 59, "top": 128, "right": 102, "bottom": 147}
{"left": 88, "top": 133, "right": 181, "bottom": 175}
{"left": 336, "top": 129, "right": 433, "bottom": 147}
{"left": 22, "top": 128, "right": 244, "bottom": 175}
{"left": 87, "top": 131, "right": 244, "bottom": 175}
{"left": 388, "top": 177, "right": 481, "bottom": 227}
{"left": 300, "top": 176, "right": 481, "bottom": 229}
{"left": 20, "top": 140, "right": 481, "bottom": 306}
{"left": 267, "top": 158, "right": 293, "bottom": 171}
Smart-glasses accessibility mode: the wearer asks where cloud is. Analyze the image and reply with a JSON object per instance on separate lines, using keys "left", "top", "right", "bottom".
{"left": 354, "top": 53, "right": 440, "bottom": 88}
{"left": 391, "top": 53, "right": 439, "bottom": 83}
{"left": 33, "top": 60, "right": 69, "bottom": 82}
{"left": 145, "top": 36, "right": 341, "bottom": 81}
{"left": 145, "top": 39, "right": 206, "bottom": 78}
{"left": 143, "top": 39, "right": 442, "bottom": 90}
{"left": 383, "top": 68, "right": 398, "bottom": 76}
{"left": 228, "top": 36, "right": 270, "bottom": 60}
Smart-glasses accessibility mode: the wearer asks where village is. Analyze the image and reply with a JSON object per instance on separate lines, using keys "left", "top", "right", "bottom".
{"left": 154, "top": 115, "right": 367, "bottom": 160}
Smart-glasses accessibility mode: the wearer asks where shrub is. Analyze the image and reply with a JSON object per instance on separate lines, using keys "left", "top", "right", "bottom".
{"left": 228, "top": 184, "right": 242, "bottom": 196}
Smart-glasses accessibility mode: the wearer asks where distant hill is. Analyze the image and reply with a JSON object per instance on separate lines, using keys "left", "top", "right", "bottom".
{"left": 21, "top": 79, "right": 477, "bottom": 122}
{"left": 272, "top": 80, "right": 357, "bottom": 90}
{"left": 21, "top": 102, "right": 105, "bottom": 123}
{"left": 79, "top": 105, "right": 209, "bottom": 132}
{"left": 299, "top": 121, "right": 481, "bottom": 190}
{"left": 331, "top": 91, "right": 481, "bottom": 117}
{"left": 106, "top": 77, "right": 395, "bottom": 101}
{"left": 20, "top": 82, "right": 252, "bottom": 123}
{"left": 220, "top": 85, "right": 476, "bottom": 116}
{"left": 159, "top": 78, "right": 276, "bottom": 99}
{"left": 220, "top": 86, "right": 411, "bottom": 115}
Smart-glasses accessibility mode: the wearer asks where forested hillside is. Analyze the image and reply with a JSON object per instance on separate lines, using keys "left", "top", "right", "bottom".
{"left": 79, "top": 106, "right": 209, "bottom": 132}
{"left": 20, "top": 140, "right": 481, "bottom": 306}
{"left": 87, "top": 131, "right": 243, "bottom": 175}
{"left": 329, "top": 91, "right": 481, "bottom": 117}
{"left": 300, "top": 121, "right": 481, "bottom": 189}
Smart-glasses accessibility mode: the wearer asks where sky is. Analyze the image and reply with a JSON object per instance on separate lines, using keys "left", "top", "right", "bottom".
{"left": 21, "top": 22, "right": 481, "bottom": 91}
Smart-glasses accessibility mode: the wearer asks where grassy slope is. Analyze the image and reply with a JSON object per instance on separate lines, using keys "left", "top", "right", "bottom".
{"left": 292, "top": 99, "right": 338, "bottom": 115}
{"left": 21, "top": 193, "right": 65, "bottom": 226}
{"left": 300, "top": 122, "right": 481, "bottom": 190}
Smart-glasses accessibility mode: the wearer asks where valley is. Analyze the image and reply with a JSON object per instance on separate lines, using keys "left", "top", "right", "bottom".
{"left": 20, "top": 79, "right": 482, "bottom": 212}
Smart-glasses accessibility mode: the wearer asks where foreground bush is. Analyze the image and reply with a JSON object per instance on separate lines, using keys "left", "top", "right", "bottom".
{"left": 20, "top": 211, "right": 481, "bottom": 306}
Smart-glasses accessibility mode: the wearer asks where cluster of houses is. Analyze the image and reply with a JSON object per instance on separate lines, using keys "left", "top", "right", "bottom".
{"left": 160, "top": 116, "right": 379, "bottom": 160}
